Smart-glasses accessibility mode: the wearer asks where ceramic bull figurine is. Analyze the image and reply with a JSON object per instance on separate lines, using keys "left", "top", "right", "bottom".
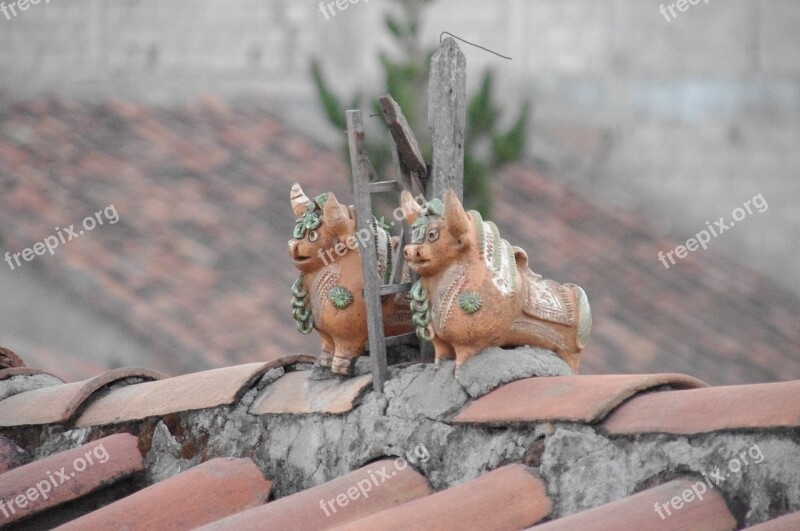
{"left": 288, "top": 184, "right": 413, "bottom": 375}
{"left": 401, "top": 189, "right": 591, "bottom": 374}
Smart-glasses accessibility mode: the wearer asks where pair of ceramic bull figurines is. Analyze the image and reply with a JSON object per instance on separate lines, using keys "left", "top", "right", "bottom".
{"left": 288, "top": 183, "right": 592, "bottom": 377}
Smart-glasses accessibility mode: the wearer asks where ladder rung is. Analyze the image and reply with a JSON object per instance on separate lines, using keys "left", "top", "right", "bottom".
{"left": 377, "top": 282, "right": 412, "bottom": 296}
{"left": 384, "top": 333, "right": 417, "bottom": 348}
{"left": 369, "top": 180, "right": 399, "bottom": 193}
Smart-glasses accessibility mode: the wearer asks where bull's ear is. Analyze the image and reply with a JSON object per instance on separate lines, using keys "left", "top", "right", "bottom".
{"left": 290, "top": 183, "right": 312, "bottom": 217}
{"left": 400, "top": 190, "right": 423, "bottom": 225}
{"left": 444, "top": 189, "right": 469, "bottom": 237}
{"left": 323, "top": 192, "right": 350, "bottom": 235}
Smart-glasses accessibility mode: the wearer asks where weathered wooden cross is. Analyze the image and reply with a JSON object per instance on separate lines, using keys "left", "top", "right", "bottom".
{"left": 346, "top": 37, "right": 466, "bottom": 394}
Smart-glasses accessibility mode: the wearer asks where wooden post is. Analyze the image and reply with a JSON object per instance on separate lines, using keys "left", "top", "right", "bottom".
{"left": 428, "top": 36, "right": 467, "bottom": 202}
{"left": 347, "top": 110, "right": 389, "bottom": 393}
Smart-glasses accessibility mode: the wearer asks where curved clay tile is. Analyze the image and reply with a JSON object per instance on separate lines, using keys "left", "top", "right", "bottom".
{"left": 249, "top": 371, "right": 373, "bottom": 415}
{"left": 528, "top": 478, "right": 735, "bottom": 530}
{"left": 452, "top": 373, "right": 708, "bottom": 425}
{"left": 0, "top": 367, "right": 167, "bottom": 427}
{"left": 745, "top": 510, "right": 800, "bottom": 530}
{"left": 76, "top": 355, "right": 315, "bottom": 427}
{"left": 199, "top": 458, "right": 431, "bottom": 531}
{"left": 602, "top": 381, "right": 800, "bottom": 435}
{"left": 0, "top": 433, "right": 143, "bottom": 526}
{"left": 335, "top": 464, "right": 552, "bottom": 531}
{"left": 58, "top": 457, "right": 271, "bottom": 531}
{"left": 0, "top": 435, "right": 30, "bottom": 474}
{"left": 0, "top": 347, "right": 25, "bottom": 369}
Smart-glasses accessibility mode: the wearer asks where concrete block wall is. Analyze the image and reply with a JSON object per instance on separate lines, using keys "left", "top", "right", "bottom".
{"left": 0, "top": 0, "right": 798, "bottom": 294}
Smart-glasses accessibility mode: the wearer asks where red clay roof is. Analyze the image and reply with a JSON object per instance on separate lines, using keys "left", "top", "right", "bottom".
{"left": 76, "top": 354, "right": 315, "bottom": 427}
{"left": 0, "top": 98, "right": 798, "bottom": 385}
{"left": 452, "top": 373, "right": 707, "bottom": 425}
{"left": 0, "top": 355, "right": 797, "bottom": 529}
{"left": 336, "top": 464, "right": 552, "bottom": 531}
{"left": 200, "top": 459, "right": 432, "bottom": 531}
{"left": 59, "top": 457, "right": 272, "bottom": 531}
{"left": 602, "top": 380, "right": 800, "bottom": 435}
{"left": 0, "top": 367, "right": 166, "bottom": 427}
{"left": 0, "top": 433, "right": 143, "bottom": 525}
{"left": 530, "top": 478, "right": 736, "bottom": 531}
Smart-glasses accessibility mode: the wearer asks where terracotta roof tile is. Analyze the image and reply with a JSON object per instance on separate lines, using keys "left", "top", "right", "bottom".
{"left": 250, "top": 371, "right": 372, "bottom": 415}
{"left": 529, "top": 479, "right": 736, "bottom": 530}
{"left": 0, "top": 368, "right": 167, "bottom": 427}
{"left": 602, "top": 381, "right": 800, "bottom": 435}
{"left": 199, "top": 458, "right": 432, "bottom": 531}
{"left": 0, "top": 347, "right": 25, "bottom": 369}
{"left": 58, "top": 457, "right": 271, "bottom": 531}
{"left": 0, "top": 433, "right": 143, "bottom": 526}
{"left": 745, "top": 510, "right": 800, "bottom": 530}
{"left": 76, "top": 356, "right": 314, "bottom": 427}
{"left": 0, "top": 435, "right": 30, "bottom": 474}
{"left": 452, "top": 374, "right": 707, "bottom": 425}
{"left": 336, "top": 464, "right": 552, "bottom": 531}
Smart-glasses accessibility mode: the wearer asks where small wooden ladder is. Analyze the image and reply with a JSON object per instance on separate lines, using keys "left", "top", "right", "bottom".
{"left": 346, "top": 95, "right": 427, "bottom": 394}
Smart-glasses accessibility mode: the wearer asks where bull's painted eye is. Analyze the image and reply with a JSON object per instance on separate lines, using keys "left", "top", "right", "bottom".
{"left": 308, "top": 230, "right": 319, "bottom": 242}
{"left": 426, "top": 229, "right": 439, "bottom": 242}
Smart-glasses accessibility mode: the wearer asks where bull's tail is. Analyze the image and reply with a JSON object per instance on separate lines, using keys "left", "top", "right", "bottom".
{"left": 573, "top": 285, "right": 592, "bottom": 350}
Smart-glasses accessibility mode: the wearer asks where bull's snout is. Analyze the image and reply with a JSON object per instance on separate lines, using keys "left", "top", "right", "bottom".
{"left": 404, "top": 244, "right": 419, "bottom": 261}
{"left": 288, "top": 240, "right": 298, "bottom": 258}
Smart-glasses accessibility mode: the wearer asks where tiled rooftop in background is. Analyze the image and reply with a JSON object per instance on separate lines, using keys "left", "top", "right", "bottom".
{"left": 0, "top": 96, "right": 798, "bottom": 384}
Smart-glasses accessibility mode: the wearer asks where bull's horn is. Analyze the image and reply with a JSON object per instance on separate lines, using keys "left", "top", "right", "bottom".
{"left": 444, "top": 188, "right": 469, "bottom": 237}
{"left": 323, "top": 192, "right": 350, "bottom": 235}
{"left": 290, "top": 183, "right": 313, "bottom": 217}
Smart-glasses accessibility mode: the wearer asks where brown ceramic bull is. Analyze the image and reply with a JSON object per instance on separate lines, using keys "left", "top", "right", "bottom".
{"left": 401, "top": 189, "right": 591, "bottom": 374}
{"left": 288, "top": 184, "right": 413, "bottom": 375}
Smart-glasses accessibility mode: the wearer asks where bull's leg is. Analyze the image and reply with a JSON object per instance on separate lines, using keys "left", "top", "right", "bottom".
{"left": 454, "top": 345, "right": 484, "bottom": 378}
{"left": 317, "top": 331, "right": 335, "bottom": 368}
{"left": 558, "top": 349, "right": 581, "bottom": 374}
{"left": 330, "top": 338, "right": 366, "bottom": 376}
{"left": 432, "top": 337, "right": 455, "bottom": 369}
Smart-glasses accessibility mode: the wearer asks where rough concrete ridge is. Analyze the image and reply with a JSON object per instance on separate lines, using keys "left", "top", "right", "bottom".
{"left": 0, "top": 350, "right": 798, "bottom": 528}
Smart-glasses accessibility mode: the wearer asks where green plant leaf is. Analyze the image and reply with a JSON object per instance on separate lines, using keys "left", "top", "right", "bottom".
{"left": 385, "top": 15, "right": 405, "bottom": 38}
{"left": 467, "top": 70, "right": 497, "bottom": 139}
{"left": 311, "top": 59, "right": 347, "bottom": 130}
{"left": 491, "top": 99, "right": 530, "bottom": 165}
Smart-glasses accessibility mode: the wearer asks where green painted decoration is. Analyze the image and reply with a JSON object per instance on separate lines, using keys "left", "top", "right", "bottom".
{"left": 410, "top": 280, "right": 434, "bottom": 341}
{"left": 458, "top": 291, "right": 483, "bottom": 314}
{"left": 327, "top": 285, "right": 354, "bottom": 310}
{"left": 293, "top": 202, "right": 323, "bottom": 240}
{"left": 292, "top": 275, "right": 313, "bottom": 334}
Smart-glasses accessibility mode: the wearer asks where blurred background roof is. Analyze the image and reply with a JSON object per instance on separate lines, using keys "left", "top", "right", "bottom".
{"left": 0, "top": 0, "right": 798, "bottom": 383}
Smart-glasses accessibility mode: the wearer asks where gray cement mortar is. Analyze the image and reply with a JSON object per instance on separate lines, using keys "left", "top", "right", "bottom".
{"left": 2, "top": 358, "right": 798, "bottom": 528}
